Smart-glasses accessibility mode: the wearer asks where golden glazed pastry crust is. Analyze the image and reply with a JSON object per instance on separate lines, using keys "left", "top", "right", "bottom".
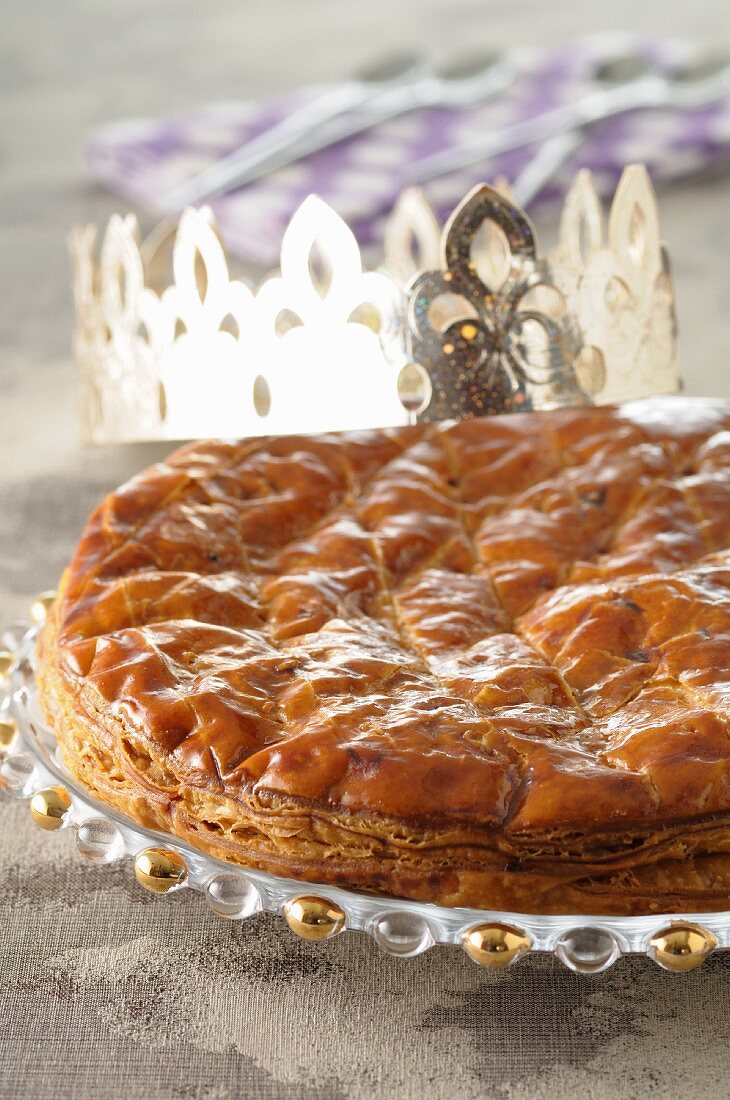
{"left": 37, "top": 398, "right": 730, "bottom": 915}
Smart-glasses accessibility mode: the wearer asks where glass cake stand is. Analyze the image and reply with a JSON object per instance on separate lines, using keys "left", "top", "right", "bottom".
{"left": 2, "top": 605, "right": 728, "bottom": 976}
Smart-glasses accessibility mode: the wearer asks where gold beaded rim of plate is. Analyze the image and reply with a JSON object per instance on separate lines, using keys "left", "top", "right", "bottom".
{"left": 0, "top": 716, "right": 18, "bottom": 755}
{"left": 648, "top": 922, "right": 718, "bottom": 972}
{"left": 1, "top": 621, "right": 727, "bottom": 969}
{"left": 31, "top": 590, "right": 58, "bottom": 624}
{"left": 283, "top": 895, "right": 346, "bottom": 941}
{"left": 29, "top": 785, "right": 72, "bottom": 831}
{"left": 461, "top": 921, "right": 532, "bottom": 969}
{"left": 134, "top": 847, "right": 188, "bottom": 894}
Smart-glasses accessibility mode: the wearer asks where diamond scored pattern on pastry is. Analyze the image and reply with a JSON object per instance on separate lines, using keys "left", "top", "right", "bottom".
{"left": 38, "top": 400, "right": 730, "bottom": 915}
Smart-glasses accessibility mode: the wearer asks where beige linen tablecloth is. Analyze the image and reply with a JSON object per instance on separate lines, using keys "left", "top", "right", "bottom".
{"left": 1, "top": 820, "right": 729, "bottom": 1100}
{"left": 3, "top": 1, "right": 730, "bottom": 1096}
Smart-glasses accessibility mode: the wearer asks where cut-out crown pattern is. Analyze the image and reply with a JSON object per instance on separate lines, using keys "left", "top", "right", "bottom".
{"left": 72, "top": 164, "right": 679, "bottom": 443}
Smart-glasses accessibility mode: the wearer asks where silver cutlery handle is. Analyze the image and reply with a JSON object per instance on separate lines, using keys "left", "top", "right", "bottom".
{"left": 410, "top": 78, "right": 667, "bottom": 183}
{"left": 227, "top": 88, "right": 432, "bottom": 184}
{"left": 165, "top": 81, "right": 369, "bottom": 210}
{"left": 410, "top": 69, "right": 730, "bottom": 184}
{"left": 167, "top": 80, "right": 438, "bottom": 209}
{"left": 165, "top": 55, "right": 432, "bottom": 211}
{"left": 512, "top": 129, "right": 585, "bottom": 207}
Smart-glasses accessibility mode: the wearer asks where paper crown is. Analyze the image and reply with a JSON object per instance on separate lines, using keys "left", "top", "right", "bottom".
{"left": 71, "top": 164, "right": 679, "bottom": 443}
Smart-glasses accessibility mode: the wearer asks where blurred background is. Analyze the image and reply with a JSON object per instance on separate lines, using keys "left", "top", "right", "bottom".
{"left": 2, "top": 0, "right": 730, "bottom": 609}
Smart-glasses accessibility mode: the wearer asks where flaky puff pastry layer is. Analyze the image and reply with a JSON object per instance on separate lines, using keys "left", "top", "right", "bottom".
{"left": 37, "top": 398, "right": 730, "bottom": 914}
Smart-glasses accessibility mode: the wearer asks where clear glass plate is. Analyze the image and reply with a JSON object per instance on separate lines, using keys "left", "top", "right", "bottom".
{"left": 2, "top": 620, "right": 728, "bottom": 974}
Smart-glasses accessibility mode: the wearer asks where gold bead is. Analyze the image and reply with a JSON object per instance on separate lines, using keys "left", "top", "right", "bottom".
{"left": 0, "top": 651, "right": 13, "bottom": 680}
{"left": 0, "top": 717, "right": 18, "bottom": 755}
{"left": 649, "top": 923, "right": 718, "bottom": 972}
{"left": 283, "top": 895, "right": 346, "bottom": 941}
{"left": 134, "top": 847, "right": 187, "bottom": 894}
{"left": 31, "top": 590, "right": 58, "bottom": 624}
{"left": 462, "top": 922, "right": 532, "bottom": 969}
{"left": 29, "top": 785, "right": 72, "bottom": 831}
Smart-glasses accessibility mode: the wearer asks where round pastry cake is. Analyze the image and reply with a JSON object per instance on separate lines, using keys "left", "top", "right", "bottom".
{"left": 37, "top": 397, "right": 730, "bottom": 915}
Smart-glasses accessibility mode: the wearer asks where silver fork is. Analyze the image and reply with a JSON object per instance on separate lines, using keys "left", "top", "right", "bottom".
{"left": 410, "top": 55, "right": 730, "bottom": 188}
{"left": 162, "top": 49, "right": 517, "bottom": 212}
{"left": 512, "top": 51, "right": 730, "bottom": 207}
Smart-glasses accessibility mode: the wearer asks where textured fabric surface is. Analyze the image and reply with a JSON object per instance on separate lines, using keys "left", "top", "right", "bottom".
{"left": 2, "top": 793, "right": 730, "bottom": 1100}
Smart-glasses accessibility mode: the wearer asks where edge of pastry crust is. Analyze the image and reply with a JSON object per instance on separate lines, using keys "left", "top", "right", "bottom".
{"left": 37, "top": 583, "right": 730, "bottom": 916}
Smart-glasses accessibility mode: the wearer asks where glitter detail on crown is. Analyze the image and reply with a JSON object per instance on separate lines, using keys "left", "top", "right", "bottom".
{"left": 392, "top": 165, "right": 679, "bottom": 419}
